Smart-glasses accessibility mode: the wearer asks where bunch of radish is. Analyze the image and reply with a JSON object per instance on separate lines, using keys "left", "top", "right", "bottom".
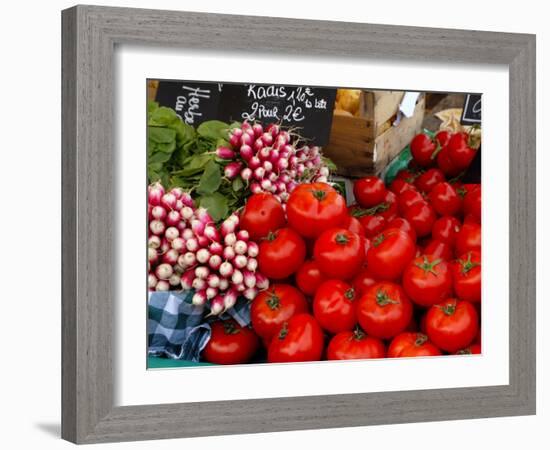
{"left": 218, "top": 121, "right": 330, "bottom": 204}
{"left": 147, "top": 182, "right": 269, "bottom": 314}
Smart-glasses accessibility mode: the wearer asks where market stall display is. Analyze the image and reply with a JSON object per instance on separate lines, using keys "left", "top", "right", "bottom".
{"left": 147, "top": 85, "right": 482, "bottom": 367}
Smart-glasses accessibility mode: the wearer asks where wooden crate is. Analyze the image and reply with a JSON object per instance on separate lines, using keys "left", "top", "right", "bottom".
{"left": 323, "top": 91, "right": 425, "bottom": 178}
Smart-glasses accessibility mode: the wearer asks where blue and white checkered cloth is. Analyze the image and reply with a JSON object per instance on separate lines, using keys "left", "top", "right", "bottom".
{"left": 148, "top": 290, "right": 251, "bottom": 361}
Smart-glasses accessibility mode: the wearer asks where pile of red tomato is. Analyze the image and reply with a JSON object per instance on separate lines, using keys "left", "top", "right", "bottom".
{"left": 202, "top": 130, "right": 482, "bottom": 365}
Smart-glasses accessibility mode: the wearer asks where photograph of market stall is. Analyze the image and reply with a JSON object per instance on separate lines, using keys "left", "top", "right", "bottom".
{"left": 146, "top": 80, "right": 482, "bottom": 367}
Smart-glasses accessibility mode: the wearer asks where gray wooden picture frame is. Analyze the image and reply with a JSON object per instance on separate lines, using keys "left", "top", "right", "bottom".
{"left": 61, "top": 5, "right": 536, "bottom": 444}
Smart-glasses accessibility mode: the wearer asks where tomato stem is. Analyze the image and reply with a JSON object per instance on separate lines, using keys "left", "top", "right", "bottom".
{"left": 344, "top": 288, "right": 355, "bottom": 301}
{"left": 372, "top": 234, "right": 385, "bottom": 247}
{"left": 222, "top": 321, "right": 241, "bottom": 335}
{"left": 375, "top": 288, "right": 399, "bottom": 306}
{"left": 458, "top": 252, "right": 480, "bottom": 275}
{"left": 266, "top": 231, "right": 277, "bottom": 242}
{"left": 335, "top": 233, "right": 350, "bottom": 245}
{"left": 415, "top": 333, "right": 428, "bottom": 346}
{"left": 311, "top": 189, "right": 327, "bottom": 201}
{"left": 430, "top": 141, "right": 443, "bottom": 160}
{"left": 352, "top": 327, "right": 365, "bottom": 341}
{"left": 278, "top": 322, "right": 289, "bottom": 340}
{"left": 266, "top": 291, "right": 281, "bottom": 310}
{"left": 350, "top": 202, "right": 390, "bottom": 218}
{"left": 414, "top": 255, "right": 442, "bottom": 275}
{"left": 439, "top": 301, "right": 457, "bottom": 316}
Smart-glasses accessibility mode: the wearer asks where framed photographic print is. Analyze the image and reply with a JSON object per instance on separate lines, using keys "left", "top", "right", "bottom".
{"left": 61, "top": 5, "right": 536, "bottom": 444}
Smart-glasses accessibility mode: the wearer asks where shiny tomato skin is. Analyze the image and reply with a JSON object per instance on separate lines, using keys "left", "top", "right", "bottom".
{"left": 251, "top": 284, "right": 309, "bottom": 342}
{"left": 436, "top": 145, "right": 462, "bottom": 177}
{"left": 267, "top": 314, "right": 324, "bottom": 363}
{"left": 385, "top": 217, "right": 416, "bottom": 242}
{"left": 402, "top": 255, "right": 453, "bottom": 307}
{"left": 354, "top": 213, "right": 386, "bottom": 238}
{"left": 432, "top": 216, "right": 462, "bottom": 248}
{"left": 397, "top": 189, "right": 425, "bottom": 216}
{"left": 203, "top": 320, "right": 259, "bottom": 365}
{"left": 313, "top": 280, "right": 357, "bottom": 334}
{"left": 415, "top": 168, "right": 446, "bottom": 193}
{"left": 452, "top": 251, "right": 481, "bottom": 302}
{"left": 463, "top": 185, "right": 481, "bottom": 222}
{"left": 352, "top": 268, "right": 377, "bottom": 297}
{"left": 425, "top": 299, "right": 479, "bottom": 353}
{"left": 410, "top": 133, "right": 436, "bottom": 167}
{"left": 435, "top": 130, "right": 452, "bottom": 148}
{"left": 447, "top": 132, "right": 477, "bottom": 170}
{"left": 313, "top": 228, "right": 365, "bottom": 280}
{"left": 389, "top": 179, "right": 415, "bottom": 195}
{"left": 342, "top": 215, "right": 366, "bottom": 236}
{"left": 403, "top": 201, "right": 436, "bottom": 238}
{"left": 258, "top": 228, "right": 306, "bottom": 279}
{"left": 367, "top": 228, "right": 416, "bottom": 280}
{"left": 388, "top": 332, "right": 442, "bottom": 357}
{"left": 295, "top": 260, "right": 324, "bottom": 296}
{"left": 327, "top": 330, "right": 385, "bottom": 360}
{"left": 240, "top": 193, "right": 286, "bottom": 240}
{"left": 429, "top": 182, "right": 462, "bottom": 216}
{"left": 286, "top": 182, "right": 347, "bottom": 238}
{"left": 353, "top": 176, "right": 387, "bottom": 207}
{"left": 357, "top": 282, "right": 413, "bottom": 339}
{"left": 379, "top": 191, "right": 399, "bottom": 221}
{"left": 455, "top": 222, "right": 481, "bottom": 256}
{"left": 423, "top": 239, "right": 453, "bottom": 261}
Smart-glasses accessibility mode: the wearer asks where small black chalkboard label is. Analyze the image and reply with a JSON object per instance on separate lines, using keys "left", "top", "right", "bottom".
{"left": 154, "top": 81, "right": 222, "bottom": 126}
{"left": 461, "top": 94, "right": 482, "bottom": 125}
{"left": 154, "top": 80, "right": 337, "bottom": 146}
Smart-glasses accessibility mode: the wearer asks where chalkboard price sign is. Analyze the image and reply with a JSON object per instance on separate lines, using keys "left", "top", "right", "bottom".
{"left": 461, "top": 94, "right": 482, "bottom": 125}
{"left": 154, "top": 81, "right": 222, "bottom": 126}
{"left": 154, "top": 80, "right": 337, "bottom": 145}
{"left": 218, "top": 84, "right": 337, "bottom": 145}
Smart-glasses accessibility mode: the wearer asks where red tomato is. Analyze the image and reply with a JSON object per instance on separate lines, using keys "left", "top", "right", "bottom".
{"left": 379, "top": 191, "right": 398, "bottom": 221}
{"left": 258, "top": 228, "right": 306, "bottom": 279}
{"left": 203, "top": 320, "right": 259, "bottom": 365}
{"left": 352, "top": 268, "right": 377, "bottom": 297}
{"left": 397, "top": 189, "right": 425, "bottom": 216}
{"left": 250, "top": 284, "right": 309, "bottom": 342}
{"left": 353, "top": 176, "right": 387, "bottom": 207}
{"left": 423, "top": 239, "right": 453, "bottom": 261}
{"left": 435, "top": 130, "right": 452, "bottom": 148}
{"left": 403, "top": 201, "right": 436, "bottom": 238}
{"left": 367, "top": 228, "right": 416, "bottom": 280}
{"left": 425, "top": 299, "right": 479, "bottom": 352}
{"left": 455, "top": 222, "right": 481, "bottom": 256}
{"left": 447, "top": 132, "right": 477, "bottom": 170}
{"left": 389, "top": 178, "right": 415, "bottom": 195}
{"left": 429, "top": 182, "right": 462, "bottom": 216}
{"left": 357, "top": 282, "right": 413, "bottom": 339}
{"left": 388, "top": 332, "right": 442, "bottom": 357}
{"left": 385, "top": 217, "right": 416, "bottom": 242}
{"left": 239, "top": 193, "right": 286, "bottom": 240}
{"left": 295, "top": 260, "right": 323, "bottom": 296}
{"left": 451, "top": 251, "right": 481, "bottom": 302}
{"left": 313, "top": 280, "right": 357, "bottom": 334}
{"left": 267, "top": 314, "right": 324, "bottom": 363}
{"left": 327, "top": 329, "right": 385, "bottom": 360}
{"left": 432, "top": 216, "right": 461, "bottom": 248}
{"left": 350, "top": 209, "right": 386, "bottom": 238}
{"left": 402, "top": 255, "right": 453, "bottom": 307}
{"left": 415, "top": 168, "right": 446, "bottom": 193}
{"left": 342, "top": 215, "right": 366, "bottom": 236}
{"left": 395, "top": 169, "right": 417, "bottom": 183}
{"left": 436, "top": 145, "right": 462, "bottom": 177}
{"left": 463, "top": 185, "right": 481, "bottom": 222}
{"left": 286, "top": 182, "right": 347, "bottom": 238}
{"left": 410, "top": 133, "right": 436, "bottom": 167}
{"left": 456, "top": 343, "right": 481, "bottom": 355}
{"left": 313, "top": 228, "right": 365, "bottom": 280}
